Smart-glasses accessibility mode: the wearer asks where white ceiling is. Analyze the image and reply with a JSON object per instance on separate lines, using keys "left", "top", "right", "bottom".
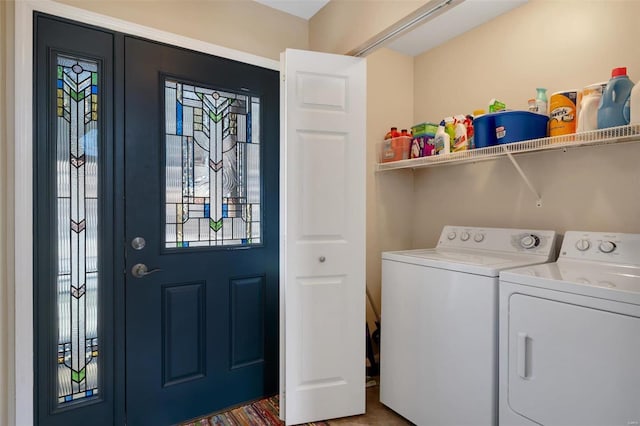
{"left": 385, "top": 0, "right": 528, "bottom": 56}
{"left": 254, "top": 0, "right": 330, "bottom": 20}
{"left": 254, "top": 0, "right": 527, "bottom": 56}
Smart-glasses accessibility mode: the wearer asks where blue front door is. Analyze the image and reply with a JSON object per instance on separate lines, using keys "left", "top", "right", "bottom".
{"left": 123, "top": 38, "right": 280, "bottom": 426}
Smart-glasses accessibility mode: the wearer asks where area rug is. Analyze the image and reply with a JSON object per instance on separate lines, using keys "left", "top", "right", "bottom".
{"left": 181, "top": 395, "right": 330, "bottom": 426}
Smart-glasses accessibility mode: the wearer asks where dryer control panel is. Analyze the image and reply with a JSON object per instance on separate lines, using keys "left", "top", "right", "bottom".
{"left": 561, "top": 231, "right": 640, "bottom": 266}
{"left": 437, "top": 226, "right": 556, "bottom": 257}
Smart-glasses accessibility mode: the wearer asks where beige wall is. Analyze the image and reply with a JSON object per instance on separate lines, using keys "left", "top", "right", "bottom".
{"left": 414, "top": 0, "right": 640, "bottom": 120}
{"left": 309, "top": 0, "right": 425, "bottom": 54}
{"left": 412, "top": 0, "right": 640, "bottom": 246}
{"left": 1, "top": 1, "right": 15, "bottom": 424}
{"left": 56, "top": 0, "right": 309, "bottom": 61}
{"left": 365, "top": 48, "right": 415, "bottom": 329}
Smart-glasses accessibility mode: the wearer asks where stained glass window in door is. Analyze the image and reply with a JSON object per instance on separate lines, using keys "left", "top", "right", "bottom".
{"left": 56, "top": 55, "right": 99, "bottom": 404}
{"left": 165, "top": 79, "right": 261, "bottom": 248}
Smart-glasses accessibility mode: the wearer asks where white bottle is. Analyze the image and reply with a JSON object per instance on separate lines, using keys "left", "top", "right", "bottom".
{"left": 577, "top": 83, "right": 605, "bottom": 132}
{"left": 631, "top": 81, "right": 640, "bottom": 124}
{"left": 434, "top": 121, "right": 450, "bottom": 155}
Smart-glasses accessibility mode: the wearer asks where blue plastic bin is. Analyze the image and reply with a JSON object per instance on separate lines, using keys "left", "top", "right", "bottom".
{"left": 473, "top": 114, "right": 497, "bottom": 148}
{"left": 473, "top": 111, "right": 548, "bottom": 148}
{"left": 494, "top": 111, "right": 548, "bottom": 144}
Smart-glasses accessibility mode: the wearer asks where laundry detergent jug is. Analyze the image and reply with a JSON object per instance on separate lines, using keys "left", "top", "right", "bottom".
{"left": 598, "top": 67, "right": 634, "bottom": 129}
{"left": 631, "top": 81, "right": 640, "bottom": 124}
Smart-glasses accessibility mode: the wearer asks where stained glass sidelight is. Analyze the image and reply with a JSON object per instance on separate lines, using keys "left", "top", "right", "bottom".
{"left": 56, "top": 55, "right": 99, "bottom": 404}
{"left": 165, "top": 79, "right": 261, "bottom": 248}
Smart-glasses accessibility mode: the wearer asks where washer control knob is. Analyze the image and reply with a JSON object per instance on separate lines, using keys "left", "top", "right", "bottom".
{"left": 521, "top": 234, "right": 540, "bottom": 249}
{"left": 473, "top": 233, "right": 485, "bottom": 243}
{"left": 575, "top": 239, "right": 591, "bottom": 251}
{"left": 447, "top": 231, "right": 457, "bottom": 240}
{"left": 598, "top": 241, "right": 616, "bottom": 253}
{"left": 460, "top": 232, "right": 470, "bottom": 241}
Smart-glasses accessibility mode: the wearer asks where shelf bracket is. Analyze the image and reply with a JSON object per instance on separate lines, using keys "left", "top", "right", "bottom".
{"left": 504, "top": 151, "right": 542, "bottom": 207}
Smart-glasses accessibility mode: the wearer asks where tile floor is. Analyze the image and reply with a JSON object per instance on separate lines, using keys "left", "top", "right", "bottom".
{"left": 327, "top": 381, "right": 413, "bottom": 425}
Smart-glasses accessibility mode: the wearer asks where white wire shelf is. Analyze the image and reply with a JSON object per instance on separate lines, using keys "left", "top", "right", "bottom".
{"left": 375, "top": 124, "right": 640, "bottom": 172}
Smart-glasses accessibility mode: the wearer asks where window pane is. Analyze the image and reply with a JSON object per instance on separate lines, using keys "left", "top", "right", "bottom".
{"left": 165, "top": 79, "right": 261, "bottom": 248}
{"left": 56, "top": 55, "right": 99, "bottom": 404}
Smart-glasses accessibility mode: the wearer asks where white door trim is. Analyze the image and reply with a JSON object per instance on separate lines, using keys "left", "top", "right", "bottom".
{"left": 13, "top": 1, "right": 278, "bottom": 423}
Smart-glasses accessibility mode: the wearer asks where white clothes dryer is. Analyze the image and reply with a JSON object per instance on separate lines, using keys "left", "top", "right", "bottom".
{"left": 380, "top": 226, "right": 557, "bottom": 426}
{"left": 499, "top": 231, "right": 640, "bottom": 426}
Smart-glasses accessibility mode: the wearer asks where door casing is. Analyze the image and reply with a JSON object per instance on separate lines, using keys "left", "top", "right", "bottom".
{"left": 13, "top": 1, "right": 278, "bottom": 423}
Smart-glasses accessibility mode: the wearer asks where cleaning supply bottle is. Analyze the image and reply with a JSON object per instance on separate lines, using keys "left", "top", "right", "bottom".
{"left": 535, "top": 88, "right": 548, "bottom": 115}
{"left": 598, "top": 67, "right": 634, "bottom": 129}
{"left": 434, "top": 120, "right": 450, "bottom": 155}
{"left": 577, "top": 82, "right": 606, "bottom": 132}
{"left": 465, "top": 115, "right": 475, "bottom": 149}
{"left": 444, "top": 117, "right": 455, "bottom": 144}
{"left": 453, "top": 115, "right": 468, "bottom": 152}
{"left": 624, "top": 96, "right": 631, "bottom": 124}
{"left": 384, "top": 127, "right": 400, "bottom": 140}
{"left": 631, "top": 81, "right": 640, "bottom": 124}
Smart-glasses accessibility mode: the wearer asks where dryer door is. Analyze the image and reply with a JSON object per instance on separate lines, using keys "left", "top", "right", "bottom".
{"left": 507, "top": 294, "right": 640, "bottom": 425}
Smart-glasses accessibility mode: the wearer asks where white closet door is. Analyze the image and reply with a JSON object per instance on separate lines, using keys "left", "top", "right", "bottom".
{"left": 279, "top": 48, "right": 366, "bottom": 425}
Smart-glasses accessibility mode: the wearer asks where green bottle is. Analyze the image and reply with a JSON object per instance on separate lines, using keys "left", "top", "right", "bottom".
{"left": 535, "top": 88, "right": 548, "bottom": 116}
{"left": 444, "top": 117, "right": 455, "bottom": 151}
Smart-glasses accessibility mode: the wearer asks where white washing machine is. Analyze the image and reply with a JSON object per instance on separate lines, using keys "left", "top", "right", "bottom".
{"left": 380, "top": 226, "right": 557, "bottom": 426}
{"left": 499, "top": 231, "right": 640, "bottom": 426}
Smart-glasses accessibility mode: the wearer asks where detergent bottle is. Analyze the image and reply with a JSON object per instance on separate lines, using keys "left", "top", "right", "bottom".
{"left": 465, "top": 115, "right": 475, "bottom": 149}
{"left": 434, "top": 120, "right": 450, "bottom": 155}
{"left": 598, "top": 67, "right": 634, "bottom": 129}
{"left": 631, "top": 81, "right": 640, "bottom": 124}
{"left": 453, "top": 115, "right": 468, "bottom": 152}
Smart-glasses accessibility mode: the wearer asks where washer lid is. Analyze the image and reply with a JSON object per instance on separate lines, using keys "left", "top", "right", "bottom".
{"left": 382, "top": 248, "right": 553, "bottom": 277}
{"left": 500, "top": 260, "right": 640, "bottom": 305}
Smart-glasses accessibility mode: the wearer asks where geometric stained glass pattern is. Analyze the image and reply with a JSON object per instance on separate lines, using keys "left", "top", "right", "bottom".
{"left": 56, "top": 55, "right": 99, "bottom": 404}
{"left": 165, "top": 79, "right": 261, "bottom": 248}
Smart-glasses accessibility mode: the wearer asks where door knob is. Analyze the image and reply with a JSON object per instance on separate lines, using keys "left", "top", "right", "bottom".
{"left": 131, "top": 263, "right": 162, "bottom": 278}
{"left": 319, "top": 256, "right": 326, "bottom": 263}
